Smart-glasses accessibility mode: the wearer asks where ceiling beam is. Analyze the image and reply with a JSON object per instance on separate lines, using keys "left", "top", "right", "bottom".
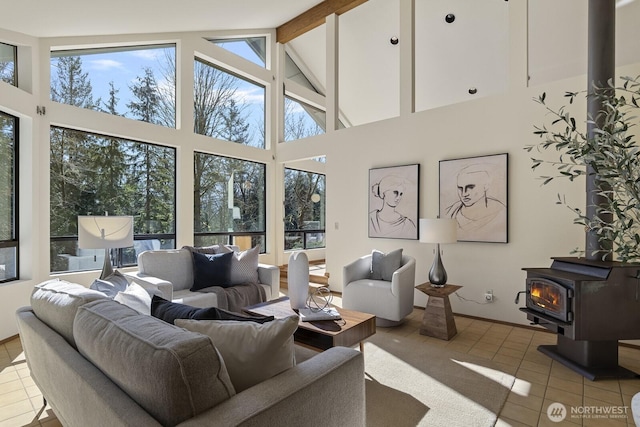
{"left": 276, "top": 0, "right": 368, "bottom": 44}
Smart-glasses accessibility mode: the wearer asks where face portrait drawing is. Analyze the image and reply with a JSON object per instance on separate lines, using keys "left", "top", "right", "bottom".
{"left": 445, "top": 164, "right": 506, "bottom": 241}
{"left": 369, "top": 175, "right": 417, "bottom": 238}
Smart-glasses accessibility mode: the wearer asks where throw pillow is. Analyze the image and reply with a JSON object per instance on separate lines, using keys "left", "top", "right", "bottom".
{"left": 182, "top": 244, "right": 220, "bottom": 255}
{"left": 191, "top": 251, "right": 233, "bottom": 291}
{"left": 151, "top": 295, "right": 274, "bottom": 325}
{"left": 175, "top": 315, "right": 299, "bottom": 392}
{"left": 371, "top": 248, "right": 403, "bottom": 281}
{"left": 114, "top": 282, "right": 152, "bottom": 315}
{"left": 89, "top": 270, "right": 129, "bottom": 298}
{"left": 229, "top": 246, "right": 260, "bottom": 285}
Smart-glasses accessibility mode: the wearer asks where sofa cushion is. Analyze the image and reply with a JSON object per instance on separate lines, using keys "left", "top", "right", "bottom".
{"left": 151, "top": 295, "right": 274, "bottom": 324}
{"left": 176, "top": 315, "right": 299, "bottom": 392}
{"left": 191, "top": 251, "right": 233, "bottom": 291}
{"left": 371, "top": 248, "right": 403, "bottom": 281}
{"left": 89, "top": 270, "right": 129, "bottom": 298}
{"left": 30, "top": 279, "right": 109, "bottom": 347}
{"left": 74, "top": 299, "right": 235, "bottom": 426}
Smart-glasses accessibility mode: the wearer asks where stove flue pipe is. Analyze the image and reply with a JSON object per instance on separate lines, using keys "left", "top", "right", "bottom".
{"left": 585, "top": 0, "right": 615, "bottom": 261}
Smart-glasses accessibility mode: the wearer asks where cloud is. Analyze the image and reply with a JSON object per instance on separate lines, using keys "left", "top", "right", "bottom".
{"left": 234, "top": 85, "right": 264, "bottom": 105}
{"left": 129, "top": 49, "right": 165, "bottom": 61}
{"left": 88, "top": 59, "right": 125, "bottom": 71}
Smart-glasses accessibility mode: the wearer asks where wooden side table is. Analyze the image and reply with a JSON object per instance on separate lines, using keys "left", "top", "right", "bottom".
{"left": 415, "top": 283, "right": 462, "bottom": 340}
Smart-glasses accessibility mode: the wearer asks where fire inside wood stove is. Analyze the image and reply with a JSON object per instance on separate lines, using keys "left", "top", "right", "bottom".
{"left": 526, "top": 278, "right": 570, "bottom": 323}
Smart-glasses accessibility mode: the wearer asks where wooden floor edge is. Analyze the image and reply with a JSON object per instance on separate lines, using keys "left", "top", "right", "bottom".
{"left": 0, "top": 334, "right": 19, "bottom": 345}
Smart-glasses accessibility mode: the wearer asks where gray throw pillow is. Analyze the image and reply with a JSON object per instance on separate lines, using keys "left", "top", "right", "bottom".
{"left": 371, "top": 248, "right": 403, "bottom": 281}
{"left": 228, "top": 246, "right": 260, "bottom": 285}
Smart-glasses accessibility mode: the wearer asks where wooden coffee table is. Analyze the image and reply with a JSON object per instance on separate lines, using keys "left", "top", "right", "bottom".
{"left": 244, "top": 296, "right": 376, "bottom": 352}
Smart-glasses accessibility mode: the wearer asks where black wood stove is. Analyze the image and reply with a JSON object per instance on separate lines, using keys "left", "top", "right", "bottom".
{"left": 520, "top": 257, "right": 640, "bottom": 380}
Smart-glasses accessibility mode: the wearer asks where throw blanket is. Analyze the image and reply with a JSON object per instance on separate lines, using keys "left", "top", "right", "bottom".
{"left": 199, "top": 283, "right": 266, "bottom": 312}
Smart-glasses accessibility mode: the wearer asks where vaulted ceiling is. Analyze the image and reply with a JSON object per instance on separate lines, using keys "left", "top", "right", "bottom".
{"left": 2, "top": 0, "right": 640, "bottom": 127}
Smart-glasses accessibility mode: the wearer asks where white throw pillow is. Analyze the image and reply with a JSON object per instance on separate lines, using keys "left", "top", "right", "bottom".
{"left": 175, "top": 315, "right": 299, "bottom": 392}
{"left": 89, "top": 270, "right": 129, "bottom": 298}
{"left": 114, "top": 282, "right": 152, "bottom": 315}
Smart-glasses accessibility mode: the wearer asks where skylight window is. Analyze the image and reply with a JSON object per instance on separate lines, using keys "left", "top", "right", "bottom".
{"left": 208, "top": 37, "right": 266, "bottom": 68}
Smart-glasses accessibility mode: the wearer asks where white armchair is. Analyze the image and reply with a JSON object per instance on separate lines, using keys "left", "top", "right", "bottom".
{"left": 342, "top": 253, "right": 416, "bottom": 327}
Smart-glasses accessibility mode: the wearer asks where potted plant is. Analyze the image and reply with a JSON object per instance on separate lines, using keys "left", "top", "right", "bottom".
{"left": 525, "top": 75, "right": 640, "bottom": 262}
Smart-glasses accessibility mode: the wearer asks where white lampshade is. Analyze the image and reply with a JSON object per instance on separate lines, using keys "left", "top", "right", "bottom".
{"left": 419, "top": 218, "right": 458, "bottom": 244}
{"left": 78, "top": 216, "right": 134, "bottom": 249}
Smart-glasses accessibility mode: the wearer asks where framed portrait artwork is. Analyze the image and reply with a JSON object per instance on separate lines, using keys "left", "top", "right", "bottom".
{"left": 368, "top": 164, "right": 419, "bottom": 240}
{"left": 439, "top": 153, "right": 508, "bottom": 243}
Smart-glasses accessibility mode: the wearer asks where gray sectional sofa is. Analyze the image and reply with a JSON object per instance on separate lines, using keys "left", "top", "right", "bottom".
{"left": 16, "top": 280, "right": 366, "bottom": 427}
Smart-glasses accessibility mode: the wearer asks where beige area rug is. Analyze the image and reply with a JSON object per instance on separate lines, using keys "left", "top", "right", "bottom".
{"left": 363, "top": 334, "right": 515, "bottom": 427}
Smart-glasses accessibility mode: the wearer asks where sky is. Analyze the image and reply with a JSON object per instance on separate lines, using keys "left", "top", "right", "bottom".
{"left": 50, "top": 41, "right": 318, "bottom": 145}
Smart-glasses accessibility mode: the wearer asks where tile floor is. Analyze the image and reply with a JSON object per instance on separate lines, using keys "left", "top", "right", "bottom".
{"left": 2, "top": 300, "right": 639, "bottom": 426}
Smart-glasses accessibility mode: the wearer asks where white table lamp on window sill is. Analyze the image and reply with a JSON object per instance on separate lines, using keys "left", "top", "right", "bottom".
{"left": 78, "top": 215, "right": 134, "bottom": 279}
{"left": 419, "top": 218, "right": 457, "bottom": 287}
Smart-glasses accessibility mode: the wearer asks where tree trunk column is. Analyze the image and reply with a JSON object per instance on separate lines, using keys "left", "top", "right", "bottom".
{"left": 586, "top": 0, "right": 615, "bottom": 261}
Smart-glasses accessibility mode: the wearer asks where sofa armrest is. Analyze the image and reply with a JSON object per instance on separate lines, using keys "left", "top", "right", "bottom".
{"left": 177, "top": 347, "right": 365, "bottom": 427}
{"left": 257, "top": 264, "right": 280, "bottom": 300}
{"left": 391, "top": 255, "right": 416, "bottom": 298}
{"left": 343, "top": 255, "right": 372, "bottom": 289}
{"left": 124, "top": 272, "right": 174, "bottom": 301}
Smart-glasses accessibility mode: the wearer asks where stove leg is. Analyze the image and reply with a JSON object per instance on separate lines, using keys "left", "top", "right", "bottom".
{"left": 538, "top": 335, "right": 638, "bottom": 380}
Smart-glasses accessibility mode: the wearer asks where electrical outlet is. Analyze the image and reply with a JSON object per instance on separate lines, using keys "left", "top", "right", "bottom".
{"left": 485, "top": 290, "right": 493, "bottom": 302}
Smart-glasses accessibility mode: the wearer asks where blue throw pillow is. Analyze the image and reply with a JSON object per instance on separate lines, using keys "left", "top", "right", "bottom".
{"left": 151, "top": 295, "right": 274, "bottom": 324}
{"left": 191, "top": 251, "right": 233, "bottom": 291}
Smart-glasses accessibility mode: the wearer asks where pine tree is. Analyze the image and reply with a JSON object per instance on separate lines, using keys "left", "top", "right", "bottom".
{"left": 127, "top": 67, "right": 160, "bottom": 124}
{"left": 50, "top": 56, "right": 98, "bottom": 109}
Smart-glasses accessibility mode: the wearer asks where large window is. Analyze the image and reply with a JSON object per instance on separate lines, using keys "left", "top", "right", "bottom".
{"left": 0, "top": 111, "right": 17, "bottom": 282}
{"left": 194, "top": 153, "right": 266, "bottom": 251}
{"left": 194, "top": 58, "right": 265, "bottom": 148}
{"left": 50, "top": 127, "right": 176, "bottom": 273}
{"left": 284, "top": 168, "right": 325, "bottom": 250}
{"left": 0, "top": 43, "right": 17, "bottom": 86}
{"left": 50, "top": 44, "right": 176, "bottom": 127}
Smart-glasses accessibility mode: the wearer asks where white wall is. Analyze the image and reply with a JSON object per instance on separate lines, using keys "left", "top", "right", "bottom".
{"left": 314, "top": 61, "right": 640, "bottom": 327}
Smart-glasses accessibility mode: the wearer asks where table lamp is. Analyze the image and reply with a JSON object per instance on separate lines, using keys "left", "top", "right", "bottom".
{"left": 78, "top": 215, "right": 134, "bottom": 279}
{"left": 419, "top": 218, "right": 457, "bottom": 287}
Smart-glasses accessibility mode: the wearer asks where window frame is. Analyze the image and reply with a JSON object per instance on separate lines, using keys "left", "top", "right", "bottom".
{"left": 48, "top": 126, "right": 177, "bottom": 274}
{"left": 193, "top": 152, "right": 267, "bottom": 252}
{"left": 0, "top": 110, "right": 18, "bottom": 283}
{"left": 283, "top": 167, "right": 326, "bottom": 251}
{"left": 193, "top": 56, "right": 267, "bottom": 149}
